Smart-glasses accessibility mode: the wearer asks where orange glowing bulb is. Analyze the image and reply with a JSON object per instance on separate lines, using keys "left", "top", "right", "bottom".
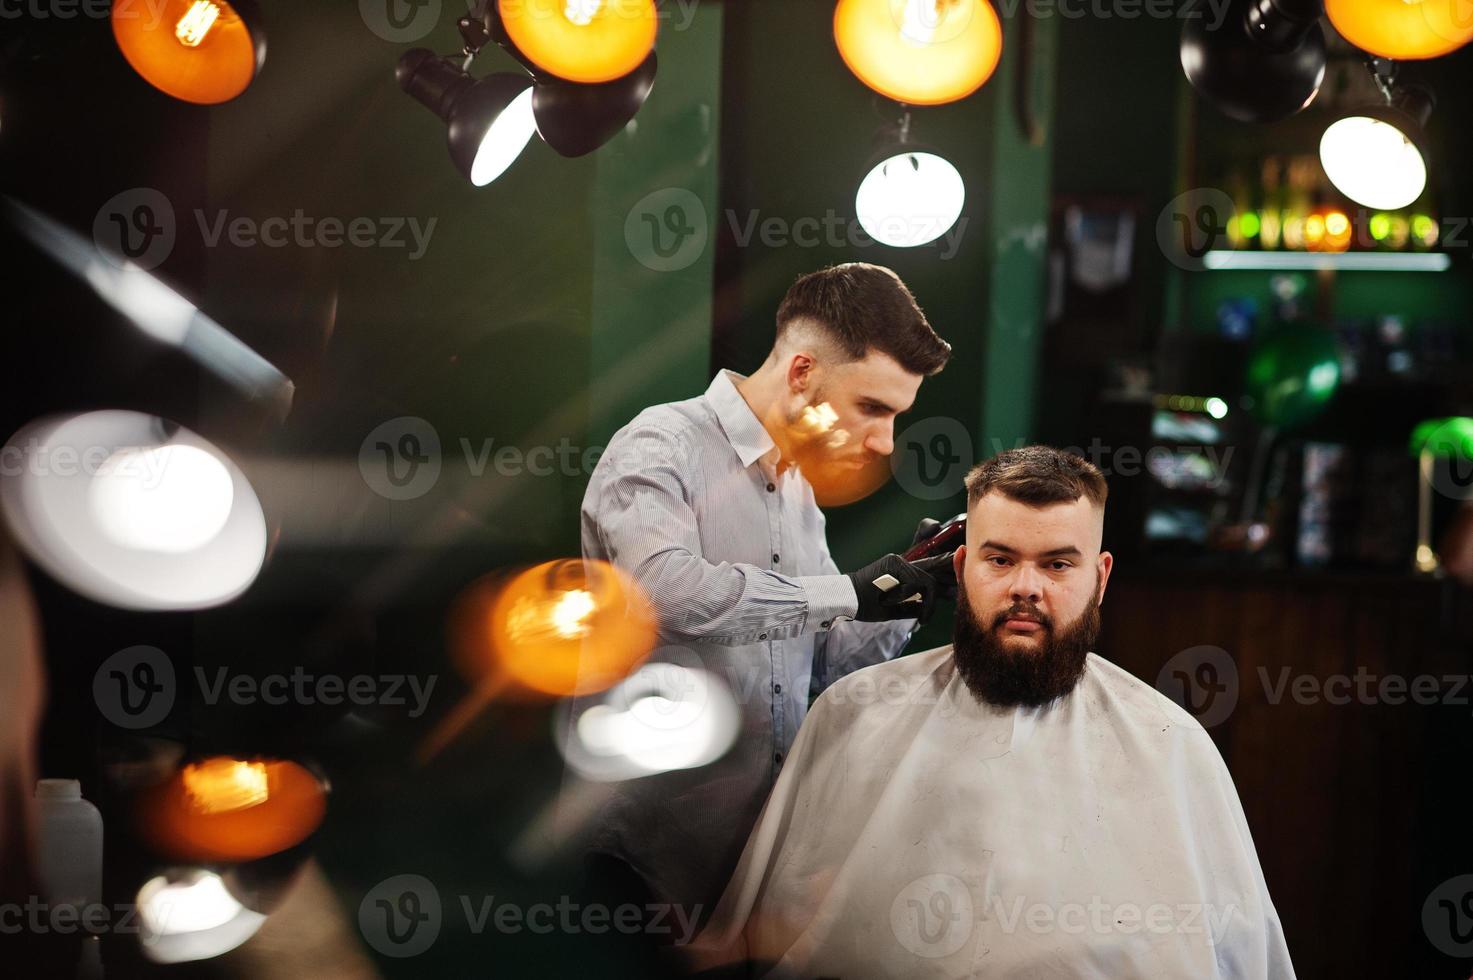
{"left": 489, "top": 559, "right": 657, "bottom": 697}
{"left": 113, "top": 0, "right": 264, "bottom": 104}
{"left": 834, "top": 0, "right": 1002, "bottom": 106}
{"left": 140, "top": 757, "right": 326, "bottom": 862}
{"left": 497, "top": 0, "right": 657, "bottom": 84}
{"left": 1304, "top": 213, "right": 1327, "bottom": 249}
{"left": 1325, "top": 0, "right": 1473, "bottom": 60}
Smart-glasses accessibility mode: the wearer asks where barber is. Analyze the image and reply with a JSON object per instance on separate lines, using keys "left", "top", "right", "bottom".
{"left": 578, "top": 263, "right": 956, "bottom": 938}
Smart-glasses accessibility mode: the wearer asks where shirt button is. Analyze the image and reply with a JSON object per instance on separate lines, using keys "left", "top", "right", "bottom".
{"left": 766, "top": 483, "right": 776, "bottom": 493}
{"left": 772, "top": 553, "right": 780, "bottom": 563}
{"left": 758, "top": 632, "right": 768, "bottom": 640}
{"left": 774, "top": 752, "right": 784, "bottom": 764}
{"left": 774, "top": 683, "right": 782, "bottom": 694}
{"left": 821, "top": 619, "right": 832, "bottom": 629}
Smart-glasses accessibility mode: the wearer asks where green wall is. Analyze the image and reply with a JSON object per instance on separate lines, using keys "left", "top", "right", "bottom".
{"left": 199, "top": 3, "right": 721, "bottom": 597}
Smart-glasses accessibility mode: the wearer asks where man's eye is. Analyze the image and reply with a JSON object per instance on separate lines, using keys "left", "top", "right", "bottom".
{"left": 1050, "top": 561, "right": 1072, "bottom": 571}
{"left": 987, "top": 556, "right": 1010, "bottom": 567}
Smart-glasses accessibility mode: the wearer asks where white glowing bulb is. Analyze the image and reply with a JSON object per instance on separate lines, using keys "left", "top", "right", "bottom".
{"left": 899, "top": 0, "right": 944, "bottom": 44}
{"left": 1204, "top": 397, "right": 1228, "bottom": 420}
{"left": 471, "top": 87, "right": 537, "bottom": 187}
{"left": 551, "top": 589, "right": 597, "bottom": 638}
{"left": 175, "top": 1, "right": 221, "bottom": 47}
{"left": 136, "top": 871, "right": 267, "bottom": 964}
{"left": 564, "top": 0, "right": 605, "bottom": 25}
{"left": 1319, "top": 116, "right": 1427, "bottom": 211}
{"left": 139, "top": 872, "right": 243, "bottom": 936}
{"left": 577, "top": 695, "right": 714, "bottom": 771}
{"left": 855, "top": 151, "right": 966, "bottom": 248}
{"left": 89, "top": 444, "right": 235, "bottom": 554}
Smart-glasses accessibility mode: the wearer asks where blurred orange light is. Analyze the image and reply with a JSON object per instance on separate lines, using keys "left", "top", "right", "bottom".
{"left": 112, "top": 0, "right": 263, "bottom": 104}
{"left": 140, "top": 757, "right": 325, "bottom": 862}
{"left": 498, "top": 0, "right": 657, "bottom": 84}
{"left": 1324, "top": 210, "right": 1352, "bottom": 251}
{"left": 834, "top": 0, "right": 1002, "bottom": 106}
{"left": 183, "top": 758, "right": 269, "bottom": 813}
{"left": 1283, "top": 214, "right": 1306, "bottom": 250}
{"left": 1325, "top": 0, "right": 1473, "bottom": 60}
{"left": 489, "top": 559, "right": 657, "bottom": 697}
{"left": 782, "top": 401, "right": 893, "bottom": 506}
{"left": 1304, "top": 213, "right": 1326, "bottom": 249}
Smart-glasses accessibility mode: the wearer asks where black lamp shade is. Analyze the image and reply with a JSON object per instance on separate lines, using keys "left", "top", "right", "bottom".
{"left": 532, "top": 51, "right": 657, "bottom": 158}
{"left": 1181, "top": 0, "right": 1326, "bottom": 123}
{"left": 398, "top": 50, "right": 535, "bottom": 185}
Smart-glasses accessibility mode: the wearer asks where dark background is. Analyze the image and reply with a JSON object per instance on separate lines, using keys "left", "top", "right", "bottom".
{"left": 2, "top": 0, "right": 1472, "bottom": 976}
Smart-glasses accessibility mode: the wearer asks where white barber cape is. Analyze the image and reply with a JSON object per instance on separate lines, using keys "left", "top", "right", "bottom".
{"left": 686, "top": 646, "right": 1295, "bottom": 979}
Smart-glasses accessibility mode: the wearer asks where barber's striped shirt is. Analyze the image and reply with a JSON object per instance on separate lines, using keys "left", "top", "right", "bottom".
{"left": 578, "top": 369, "right": 915, "bottom": 916}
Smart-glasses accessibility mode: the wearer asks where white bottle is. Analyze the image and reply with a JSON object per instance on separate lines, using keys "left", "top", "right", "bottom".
{"left": 35, "top": 779, "right": 104, "bottom": 912}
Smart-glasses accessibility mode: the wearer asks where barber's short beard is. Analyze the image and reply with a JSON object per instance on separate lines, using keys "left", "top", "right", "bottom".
{"left": 951, "top": 580, "right": 1102, "bottom": 709}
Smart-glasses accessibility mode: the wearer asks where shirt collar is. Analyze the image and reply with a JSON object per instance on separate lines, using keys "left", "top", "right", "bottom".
{"left": 707, "top": 370, "right": 776, "bottom": 470}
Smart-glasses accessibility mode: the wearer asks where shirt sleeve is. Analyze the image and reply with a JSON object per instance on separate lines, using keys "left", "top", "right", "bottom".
{"left": 584, "top": 422, "right": 857, "bottom": 646}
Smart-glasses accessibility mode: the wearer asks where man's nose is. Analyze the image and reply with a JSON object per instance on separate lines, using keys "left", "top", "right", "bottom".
{"left": 863, "top": 421, "right": 894, "bottom": 456}
{"left": 1008, "top": 564, "right": 1045, "bottom": 604}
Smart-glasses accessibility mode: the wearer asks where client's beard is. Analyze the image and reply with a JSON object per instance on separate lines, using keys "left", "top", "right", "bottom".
{"left": 951, "top": 580, "right": 1102, "bottom": 709}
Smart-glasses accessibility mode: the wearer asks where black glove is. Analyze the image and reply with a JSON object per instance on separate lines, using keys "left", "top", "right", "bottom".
{"left": 846, "top": 553, "right": 955, "bottom": 624}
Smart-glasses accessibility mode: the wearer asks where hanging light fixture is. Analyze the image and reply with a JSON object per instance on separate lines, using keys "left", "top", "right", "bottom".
{"left": 137, "top": 756, "right": 328, "bottom": 862}
{"left": 112, "top": 0, "right": 265, "bottom": 104}
{"left": 833, "top": 0, "right": 1002, "bottom": 106}
{"left": 1325, "top": 0, "right": 1473, "bottom": 60}
{"left": 1320, "top": 62, "right": 1433, "bottom": 210}
{"left": 1180, "top": 0, "right": 1326, "bottom": 122}
{"left": 0, "top": 411, "right": 268, "bottom": 611}
{"left": 397, "top": 50, "right": 538, "bottom": 187}
{"left": 854, "top": 112, "right": 965, "bottom": 248}
{"left": 396, "top": 3, "right": 658, "bottom": 184}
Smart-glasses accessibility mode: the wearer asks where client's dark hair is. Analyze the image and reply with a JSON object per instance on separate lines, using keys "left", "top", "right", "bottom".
{"left": 965, "top": 446, "right": 1108, "bottom": 509}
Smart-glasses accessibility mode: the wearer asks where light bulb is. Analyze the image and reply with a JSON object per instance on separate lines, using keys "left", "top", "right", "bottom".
{"left": 175, "top": 1, "right": 221, "bottom": 47}
{"left": 1320, "top": 116, "right": 1427, "bottom": 210}
{"left": 470, "top": 86, "right": 537, "bottom": 187}
{"left": 89, "top": 444, "right": 235, "bottom": 554}
{"left": 855, "top": 150, "right": 965, "bottom": 248}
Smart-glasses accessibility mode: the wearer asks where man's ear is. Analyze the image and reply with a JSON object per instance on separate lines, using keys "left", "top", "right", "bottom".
{"left": 785, "top": 352, "right": 815, "bottom": 394}
{"left": 1096, "top": 550, "right": 1114, "bottom": 606}
{"left": 952, "top": 544, "right": 966, "bottom": 584}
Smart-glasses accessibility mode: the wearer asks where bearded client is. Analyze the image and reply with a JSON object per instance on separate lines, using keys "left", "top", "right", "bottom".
{"left": 686, "top": 446, "right": 1295, "bottom": 979}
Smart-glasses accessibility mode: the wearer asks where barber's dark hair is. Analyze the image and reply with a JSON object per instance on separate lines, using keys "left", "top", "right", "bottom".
{"left": 775, "top": 263, "right": 951, "bottom": 376}
{"left": 965, "top": 446, "right": 1108, "bottom": 509}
